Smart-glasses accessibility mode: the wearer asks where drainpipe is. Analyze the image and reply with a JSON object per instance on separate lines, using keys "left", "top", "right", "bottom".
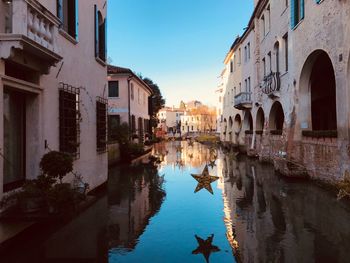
{"left": 127, "top": 76, "right": 132, "bottom": 137}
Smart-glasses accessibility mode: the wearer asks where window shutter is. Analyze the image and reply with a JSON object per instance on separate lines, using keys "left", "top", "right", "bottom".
{"left": 75, "top": 0, "right": 79, "bottom": 40}
{"left": 57, "top": 0, "right": 63, "bottom": 21}
{"left": 290, "top": 0, "right": 296, "bottom": 28}
{"left": 300, "top": 0, "right": 305, "bottom": 20}
{"left": 94, "top": 5, "right": 99, "bottom": 57}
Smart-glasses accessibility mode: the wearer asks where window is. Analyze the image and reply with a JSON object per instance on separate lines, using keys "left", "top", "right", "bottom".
{"left": 274, "top": 42, "right": 280, "bottom": 73}
{"left": 143, "top": 92, "right": 146, "bottom": 105}
{"left": 3, "top": 89, "right": 26, "bottom": 191}
{"left": 238, "top": 48, "right": 241, "bottom": 65}
{"left": 130, "top": 83, "right": 134, "bottom": 100}
{"left": 131, "top": 115, "right": 136, "bottom": 133}
{"left": 268, "top": 52, "right": 272, "bottom": 73}
{"left": 266, "top": 5, "right": 271, "bottom": 33}
{"left": 138, "top": 88, "right": 140, "bottom": 104}
{"left": 239, "top": 82, "right": 242, "bottom": 93}
{"left": 245, "top": 79, "right": 248, "bottom": 92}
{"left": 57, "top": 0, "right": 79, "bottom": 39}
{"left": 59, "top": 83, "right": 80, "bottom": 157}
{"left": 244, "top": 46, "right": 247, "bottom": 62}
{"left": 230, "top": 60, "right": 233, "bottom": 73}
{"left": 262, "top": 58, "right": 266, "bottom": 77}
{"left": 291, "top": 0, "right": 304, "bottom": 28}
{"left": 261, "top": 15, "right": 265, "bottom": 37}
{"left": 283, "top": 34, "right": 288, "bottom": 72}
{"left": 108, "top": 81, "right": 119, "bottom": 97}
{"left": 248, "top": 77, "right": 251, "bottom": 93}
{"left": 94, "top": 5, "right": 106, "bottom": 61}
{"left": 247, "top": 42, "right": 251, "bottom": 59}
{"left": 96, "top": 97, "right": 107, "bottom": 152}
{"left": 108, "top": 115, "right": 120, "bottom": 141}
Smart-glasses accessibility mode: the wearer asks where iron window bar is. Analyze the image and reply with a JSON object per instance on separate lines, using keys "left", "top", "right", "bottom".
{"left": 261, "top": 72, "right": 281, "bottom": 95}
{"left": 96, "top": 96, "right": 108, "bottom": 153}
{"left": 59, "top": 82, "right": 80, "bottom": 158}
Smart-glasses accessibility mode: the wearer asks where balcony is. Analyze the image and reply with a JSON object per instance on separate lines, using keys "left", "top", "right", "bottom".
{"left": 0, "top": 0, "right": 62, "bottom": 73}
{"left": 234, "top": 92, "right": 252, "bottom": 110}
{"left": 261, "top": 72, "right": 280, "bottom": 98}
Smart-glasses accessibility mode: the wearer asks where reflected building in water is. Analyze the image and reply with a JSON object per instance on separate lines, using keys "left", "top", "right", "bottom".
{"left": 218, "top": 154, "right": 350, "bottom": 263}
{"left": 153, "top": 141, "right": 217, "bottom": 170}
{"left": 107, "top": 165, "right": 166, "bottom": 251}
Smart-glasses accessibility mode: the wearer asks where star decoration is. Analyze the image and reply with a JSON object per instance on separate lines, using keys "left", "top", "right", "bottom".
{"left": 188, "top": 153, "right": 193, "bottom": 159}
{"left": 191, "top": 165, "right": 219, "bottom": 194}
{"left": 176, "top": 145, "right": 183, "bottom": 152}
{"left": 192, "top": 234, "right": 220, "bottom": 263}
{"left": 208, "top": 160, "right": 216, "bottom": 169}
{"left": 188, "top": 140, "right": 194, "bottom": 147}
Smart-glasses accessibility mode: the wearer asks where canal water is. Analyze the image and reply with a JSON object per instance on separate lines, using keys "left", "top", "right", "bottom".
{"left": 3, "top": 141, "right": 350, "bottom": 263}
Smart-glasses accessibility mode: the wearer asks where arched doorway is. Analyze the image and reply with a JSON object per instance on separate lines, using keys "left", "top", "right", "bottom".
{"left": 234, "top": 114, "right": 242, "bottom": 134}
{"left": 256, "top": 108, "right": 265, "bottom": 132}
{"left": 243, "top": 111, "right": 253, "bottom": 132}
{"left": 299, "top": 50, "right": 337, "bottom": 132}
{"left": 229, "top": 116, "right": 233, "bottom": 141}
{"left": 269, "top": 101, "right": 284, "bottom": 133}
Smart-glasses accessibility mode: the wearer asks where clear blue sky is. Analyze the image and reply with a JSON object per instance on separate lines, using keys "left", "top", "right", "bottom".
{"left": 107, "top": 0, "right": 253, "bottom": 107}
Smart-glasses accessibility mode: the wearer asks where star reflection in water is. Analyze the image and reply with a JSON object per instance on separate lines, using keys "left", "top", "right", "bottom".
{"left": 192, "top": 234, "right": 220, "bottom": 263}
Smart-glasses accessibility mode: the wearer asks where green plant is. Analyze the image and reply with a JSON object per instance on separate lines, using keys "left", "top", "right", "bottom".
{"left": 47, "top": 183, "right": 76, "bottom": 213}
{"left": 40, "top": 151, "right": 73, "bottom": 183}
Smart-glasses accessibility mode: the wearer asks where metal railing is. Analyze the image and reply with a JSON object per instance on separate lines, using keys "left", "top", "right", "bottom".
{"left": 261, "top": 72, "right": 280, "bottom": 95}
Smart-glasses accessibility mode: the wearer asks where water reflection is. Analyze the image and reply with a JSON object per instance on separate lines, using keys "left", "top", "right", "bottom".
{"left": 3, "top": 141, "right": 350, "bottom": 263}
{"left": 218, "top": 153, "right": 350, "bottom": 263}
{"left": 108, "top": 164, "right": 166, "bottom": 252}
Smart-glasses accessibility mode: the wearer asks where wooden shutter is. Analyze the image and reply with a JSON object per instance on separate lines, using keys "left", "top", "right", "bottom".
{"left": 94, "top": 5, "right": 99, "bottom": 57}
{"left": 290, "top": 0, "right": 296, "bottom": 29}
{"left": 300, "top": 0, "right": 305, "bottom": 20}
{"left": 75, "top": 0, "right": 79, "bottom": 40}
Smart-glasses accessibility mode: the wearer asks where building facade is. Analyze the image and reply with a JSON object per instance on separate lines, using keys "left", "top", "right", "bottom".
{"left": 0, "top": 0, "right": 108, "bottom": 199}
{"left": 219, "top": 0, "right": 350, "bottom": 183}
{"left": 157, "top": 106, "right": 184, "bottom": 135}
{"left": 107, "top": 65, "right": 153, "bottom": 142}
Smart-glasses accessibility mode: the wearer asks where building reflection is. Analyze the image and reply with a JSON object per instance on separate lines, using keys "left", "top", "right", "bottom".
{"left": 153, "top": 141, "right": 215, "bottom": 169}
{"left": 218, "top": 154, "right": 350, "bottom": 263}
{"left": 107, "top": 164, "right": 166, "bottom": 251}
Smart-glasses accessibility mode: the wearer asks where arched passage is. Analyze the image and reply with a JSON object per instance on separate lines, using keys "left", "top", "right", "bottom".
{"left": 269, "top": 101, "right": 284, "bottom": 132}
{"left": 243, "top": 111, "right": 253, "bottom": 132}
{"left": 233, "top": 114, "right": 242, "bottom": 133}
{"left": 299, "top": 50, "right": 337, "bottom": 132}
{"left": 256, "top": 108, "right": 265, "bottom": 131}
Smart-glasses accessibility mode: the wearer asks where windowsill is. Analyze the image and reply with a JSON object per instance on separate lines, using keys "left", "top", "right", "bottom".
{"left": 95, "top": 57, "right": 107, "bottom": 67}
{"left": 292, "top": 19, "right": 304, "bottom": 31}
{"left": 59, "top": 29, "right": 78, "bottom": 45}
{"left": 108, "top": 96, "right": 120, "bottom": 99}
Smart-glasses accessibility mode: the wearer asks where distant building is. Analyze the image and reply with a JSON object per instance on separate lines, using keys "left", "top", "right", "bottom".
{"left": 107, "top": 65, "right": 153, "bottom": 142}
{"left": 180, "top": 102, "right": 216, "bottom": 134}
{"left": 157, "top": 106, "right": 184, "bottom": 134}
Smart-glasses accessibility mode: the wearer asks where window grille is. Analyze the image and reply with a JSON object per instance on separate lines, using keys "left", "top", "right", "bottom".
{"left": 96, "top": 96, "right": 107, "bottom": 152}
{"left": 59, "top": 83, "right": 80, "bottom": 158}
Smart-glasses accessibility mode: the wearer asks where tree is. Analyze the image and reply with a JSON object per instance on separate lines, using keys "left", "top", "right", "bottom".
{"left": 142, "top": 77, "right": 165, "bottom": 131}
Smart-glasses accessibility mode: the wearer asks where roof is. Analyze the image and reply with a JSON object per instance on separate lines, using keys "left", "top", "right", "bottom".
{"left": 107, "top": 65, "right": 154, "bottom": 95}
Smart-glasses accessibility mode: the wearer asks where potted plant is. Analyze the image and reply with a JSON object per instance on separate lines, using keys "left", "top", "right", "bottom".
{"left": 17, "top": 180, "right": 45, "bottom": 213}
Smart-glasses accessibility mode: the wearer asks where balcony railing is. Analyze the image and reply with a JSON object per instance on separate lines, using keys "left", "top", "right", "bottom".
{"left": 0, "top": 0, "right": 62, "bottom": 71}
{"left": 234, "top": 92, "right": 252, "bottom": 110}
{"left": 261, "top": 72, "right": 280, "bottom": 97}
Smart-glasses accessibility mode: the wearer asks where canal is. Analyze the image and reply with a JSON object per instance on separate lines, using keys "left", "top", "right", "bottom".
{"left": 3, "top": 141, "right": 350, "bottom": 262}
